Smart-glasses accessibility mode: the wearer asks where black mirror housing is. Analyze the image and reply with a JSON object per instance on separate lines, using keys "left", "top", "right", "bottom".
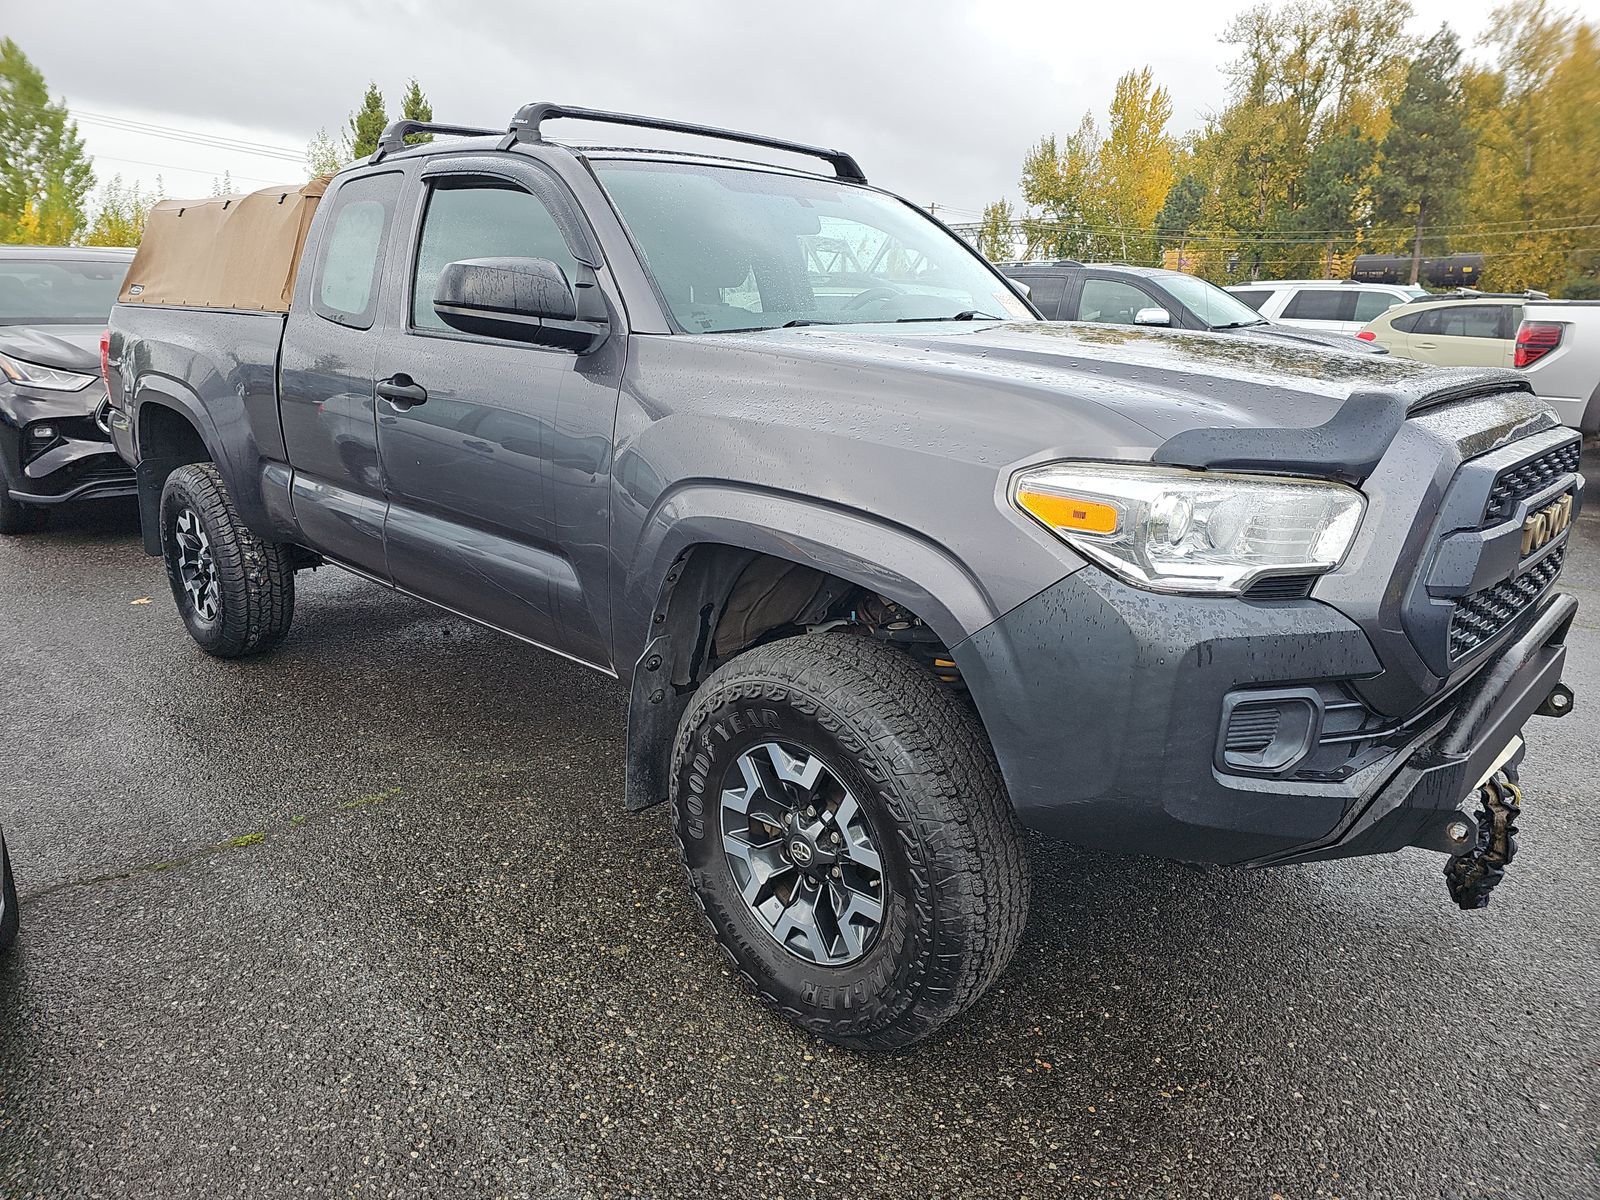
{"left": 433, "top": 257, "right": 607, "bottom": 352}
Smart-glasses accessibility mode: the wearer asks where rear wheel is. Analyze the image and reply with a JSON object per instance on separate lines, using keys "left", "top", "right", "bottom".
{"left": 671, "top": 634, "right": 1031, "bottom": 1049}
{"left": 159, "top": 463, "right": 294, "bottom": 658}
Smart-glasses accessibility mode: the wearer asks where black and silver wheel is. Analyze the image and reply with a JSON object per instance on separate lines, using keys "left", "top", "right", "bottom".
{"left": 720, "top": 740, "right": 888, "bottom": 966}
{"left": 672, "top": 634, "right": 1031, "bottom": 1049}
{"left": 159, "top": 463, "right": 295, "bottom": 658}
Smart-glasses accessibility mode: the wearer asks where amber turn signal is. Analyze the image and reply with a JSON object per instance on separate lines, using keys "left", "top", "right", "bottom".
{"left": 1015, "top": 489, "right": 1119, "bottom": 535}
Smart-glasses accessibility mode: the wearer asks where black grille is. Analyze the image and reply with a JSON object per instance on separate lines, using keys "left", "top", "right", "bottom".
{"left": 1449, "top": 547, "right": 1565, "bottom": 662}
{"left": 1485, "top": 440, "right": 1581, "bottom": 522}
{"left": 1224, "top": 706, "right": 1281, "bottom": 753}
{"left": 1243, "top": 574, "right": 1316, "bottom": 601}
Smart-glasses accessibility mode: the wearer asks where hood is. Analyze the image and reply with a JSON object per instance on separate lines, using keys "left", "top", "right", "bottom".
{"left": 732, "top": 320, "right": 1467, "bottom": 443}
{"left": 0, "top": 324, "right": 102, "bottom": 375}
{"left": 1227, "top": 321, "right": 1387, "bottom": 355}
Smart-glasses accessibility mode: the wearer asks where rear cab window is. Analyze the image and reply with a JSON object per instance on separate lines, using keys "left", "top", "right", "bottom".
{"left": 311, "top": 172, "right": 402, "bottom": 329}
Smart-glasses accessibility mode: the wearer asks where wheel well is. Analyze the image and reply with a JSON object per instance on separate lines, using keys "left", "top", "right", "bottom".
{"left": 624, "top": 545, "right": 964, "bottom": 811}
{"left": 134, "top": 402, "right": 212, "bottom": 554}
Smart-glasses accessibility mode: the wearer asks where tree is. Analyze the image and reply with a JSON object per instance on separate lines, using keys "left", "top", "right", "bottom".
{"left": 1461, "top": 1, "right": 1600, "bottom": 291}
{"left": 1296, "top": 126, "right": 1376, "bottom": 276}
{"left": 84, "top": 174, "right": 160, "bottom": 247}
{"left": 306, "top": 127, "right": 344, "bottom": 177}
{"left": 346, "top": 83, "right": 387, "bottom": 161}
{"left": 1016, "top": 68, "right": 1177, "bottom": 265}
{"left": 400, "top": 79, "right": 433, "bottom": 145}
{"left": 1155, "top": 173, "right": 1204, "bottom": 269}
{"left": 1094, "top": 67, "right": 1177, "bottom": 263}
{"left": 1020, "top": 114, "right": 1102, "bottom": 261}
{"left": 210, "top": 170, "right": 235, "bottom": 197}
{"left": 0, "top": 38, "right": 94, "bottom": 245}
{"left": 1374, "top": 26, "right": 1474, "bottom": 282}
{"left": 976, "top": 199, "right": 1015, "bottom": 261}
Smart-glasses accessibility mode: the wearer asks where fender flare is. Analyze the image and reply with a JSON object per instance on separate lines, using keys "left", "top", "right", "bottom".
{"left": 620, "top": 482, "right": 1002, "bottom": 812}
{"left": 131, "top": 379, "right": 261, "bottom": 554}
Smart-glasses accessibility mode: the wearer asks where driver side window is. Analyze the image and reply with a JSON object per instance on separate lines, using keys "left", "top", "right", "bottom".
{"left": 411, "top": 181, "right": 578, "bottom": 332}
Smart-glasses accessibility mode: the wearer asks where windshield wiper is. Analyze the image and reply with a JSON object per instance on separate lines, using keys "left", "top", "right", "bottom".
{"left": 1212, "top": 319, "right": 1269, "bottom": 330}
{"left": 894, "top": 310, "right": 1005, "bottom": 323}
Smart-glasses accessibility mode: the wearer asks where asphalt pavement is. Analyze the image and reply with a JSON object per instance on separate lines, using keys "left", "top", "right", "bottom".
{"left": 1, "top": 470, "right": 1597, "bottom": 1199}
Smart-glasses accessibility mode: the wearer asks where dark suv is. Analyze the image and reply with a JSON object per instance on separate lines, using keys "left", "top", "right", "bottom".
{"left": 999, "top": 260, "right": 1384, "bottom": 353}
{"left": 0, "top": 245, "right": 137, "bottom": 533}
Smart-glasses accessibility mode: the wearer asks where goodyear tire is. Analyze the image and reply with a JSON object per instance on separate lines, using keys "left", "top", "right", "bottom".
{"left": 159, "top": 463, "right": 294, "bottom": 658}
{"left": 671, "top": 633, "right": 1031, "bottom": 1049}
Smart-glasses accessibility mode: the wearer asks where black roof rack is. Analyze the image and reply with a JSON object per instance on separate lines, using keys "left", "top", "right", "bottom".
{"left": 504, "top": 102, "right": 867, "bottom": 184}
{"left": 371, "top": 120, "right": 500, "bottom": 162}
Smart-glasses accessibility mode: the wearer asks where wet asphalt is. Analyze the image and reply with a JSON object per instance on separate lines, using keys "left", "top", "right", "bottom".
{"left": 0, "top": 475, "right": 1597, "bottom": 1200}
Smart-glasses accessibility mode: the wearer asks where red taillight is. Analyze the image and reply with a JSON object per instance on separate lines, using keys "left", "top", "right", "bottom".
{"left": 1515, "top": 320, "right": 1563, "bottom": 368}
{"left": 1355, "top": 330, "right": 1376, "bottom": 341}
{"left": 99, "top": 327, "right": 111, "bottom": 385}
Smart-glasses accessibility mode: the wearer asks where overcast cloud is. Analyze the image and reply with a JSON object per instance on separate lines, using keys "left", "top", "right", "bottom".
{"left": 9, "top": 0, "right": 1506, "bottom": 217}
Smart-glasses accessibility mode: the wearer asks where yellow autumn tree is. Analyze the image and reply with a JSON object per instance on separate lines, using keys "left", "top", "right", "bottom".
{"left": 1463, "top": 1, "right": 1600, "bottom": 293}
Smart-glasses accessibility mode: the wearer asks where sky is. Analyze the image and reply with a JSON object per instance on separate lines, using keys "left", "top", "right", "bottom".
{"left": 9, "top": 0, "right": 1513, "bottom": 222}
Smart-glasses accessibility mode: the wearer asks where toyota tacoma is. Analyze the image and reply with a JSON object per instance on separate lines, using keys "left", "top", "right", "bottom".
{"left": 105, "top": 104, "right": 1580, "bottom": 1048}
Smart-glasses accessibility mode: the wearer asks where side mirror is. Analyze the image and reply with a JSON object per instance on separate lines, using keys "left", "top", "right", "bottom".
{"left": 433, "top": 256, "right": 608, "bottom": 353}
{"left": 1134, "top": 306, "right": 1172, "bottom": 327}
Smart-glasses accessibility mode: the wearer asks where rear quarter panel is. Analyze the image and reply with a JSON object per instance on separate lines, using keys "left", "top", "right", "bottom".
{"left": 109, "top": 304, "right": 289, "bottom": 535}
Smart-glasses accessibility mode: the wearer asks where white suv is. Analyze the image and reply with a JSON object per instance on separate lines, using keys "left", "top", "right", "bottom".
{"left": 1226, "top": 280, "right": 1427, "bottom": 335}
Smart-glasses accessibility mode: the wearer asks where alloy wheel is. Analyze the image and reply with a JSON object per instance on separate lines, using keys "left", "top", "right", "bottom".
{"left": 719, "top": 740, "right": 886, "bottom": 966}
{"left": 173, "top": 507, "right": 220, "bottom": 623}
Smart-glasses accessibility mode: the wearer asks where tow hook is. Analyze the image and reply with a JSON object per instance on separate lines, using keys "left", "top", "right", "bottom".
{"left": 1534, "top": 683, "right": 1574, "bottom": 719}
{"left": 1443, "top": 770, "right": 1522, "bottom": 910}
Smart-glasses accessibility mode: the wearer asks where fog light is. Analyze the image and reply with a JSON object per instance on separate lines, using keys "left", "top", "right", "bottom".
{"left": 30, "top": 424, "right": 56, "bottom": 441}
{"left": 1217, "top": 688, "right": 1324, "bottom": 775}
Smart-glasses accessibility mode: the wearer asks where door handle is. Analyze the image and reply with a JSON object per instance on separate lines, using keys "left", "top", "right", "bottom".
{"left": 376, "top": 374, "right": 428, "bottom": 410}
{"left": 1412, "top": 341, "right": 1438, "bottom": 350}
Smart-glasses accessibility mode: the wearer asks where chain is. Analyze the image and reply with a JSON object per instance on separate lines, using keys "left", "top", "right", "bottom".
{"left": 1443, "top": 770, "right": 1522, "bottom": 910}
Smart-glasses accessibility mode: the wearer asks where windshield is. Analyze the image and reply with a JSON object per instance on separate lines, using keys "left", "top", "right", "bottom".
{"left": 1159, "top": 273, "right": 1265, "bottom": 329}
{"left": 592, "top": 160, "right": 1033, "bottom": 332}
{"left": 0, "top": 257, "right": 128, "bottom": 324}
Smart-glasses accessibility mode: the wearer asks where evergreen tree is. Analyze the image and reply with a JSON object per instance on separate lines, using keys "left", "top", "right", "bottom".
{"left": 0, "top": 38, "right": 95, "bottom": 245}
{"left": 400, "top": 79, "right": 433, "bottom": 145}
{"left": 1375, "top": 27, "right": 1474, "bottom": 282}
{"left": 1296, "top": 127, "right": 1377, "bottom": 277}
{"left": 346, "top": 83, "right": 388, "bottom": 161}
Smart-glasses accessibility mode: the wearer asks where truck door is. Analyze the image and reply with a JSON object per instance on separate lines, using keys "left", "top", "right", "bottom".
{"left": 372, "top": 161, "right": 622, "bottom": 669}
{"left": 279, "top": 169, "right": 404, "bottom": 577}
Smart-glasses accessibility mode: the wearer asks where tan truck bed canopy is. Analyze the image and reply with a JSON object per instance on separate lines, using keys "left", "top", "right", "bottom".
{"left": 119, "top": 177, "right": 330, "bottom": 312}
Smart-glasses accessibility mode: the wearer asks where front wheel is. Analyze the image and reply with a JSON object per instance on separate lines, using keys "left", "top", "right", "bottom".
{"left": 160, "top": 463, "right": 295, "bottom": 658}
{"left": 671, "top": 634, "right": 1031, "bottom": 1049}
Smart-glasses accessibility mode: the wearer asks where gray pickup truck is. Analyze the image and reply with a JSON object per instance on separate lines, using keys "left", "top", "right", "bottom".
{"left": 106, "top": 104, "right": 1580, "bottom": 1048}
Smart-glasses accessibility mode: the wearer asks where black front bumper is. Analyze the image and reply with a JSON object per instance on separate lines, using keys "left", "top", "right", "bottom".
{"left": 1, "top": 386, "right": 135, "bottom": 505}
{"left": 954, "top": 567, "right": 1576, "bottom": 867}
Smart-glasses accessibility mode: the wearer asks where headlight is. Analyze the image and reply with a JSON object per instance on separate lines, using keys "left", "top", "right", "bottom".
{"left": 0, "top": 352, "right": 97, "bottom": 392}
{"left": 1012, "top": 462, "right": 1365, "bottom": 595}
